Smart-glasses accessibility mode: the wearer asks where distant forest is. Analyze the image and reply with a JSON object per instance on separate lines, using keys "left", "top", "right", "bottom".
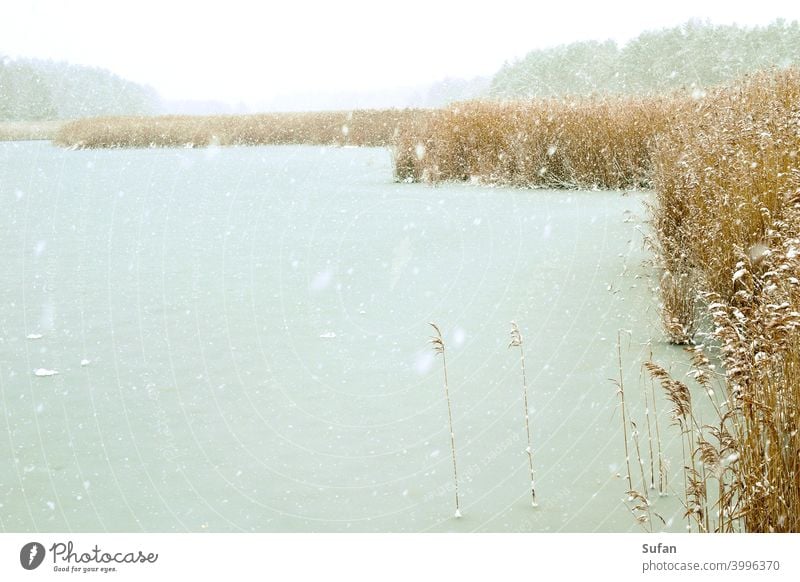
{"left": 2, "top": 19, "right": 800, "bottom": 120}
{"left": 0, "top": 57, "right": 158, "bottom": 121}
{"left": 490, "top": 19, "right": 800, "bottom": 98}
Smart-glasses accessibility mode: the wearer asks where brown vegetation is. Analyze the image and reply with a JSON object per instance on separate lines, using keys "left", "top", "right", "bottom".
{"left": 643, "top": 69, "right": 800, "bottom": 532}
{"left": 0, "top": 120, "right": 63, "bottom": 141}
{"left": 54, "top": 109, "right": 432, "bottom": 149}
{"left": 393, "top": 96, "right": 680, "bottom": 188}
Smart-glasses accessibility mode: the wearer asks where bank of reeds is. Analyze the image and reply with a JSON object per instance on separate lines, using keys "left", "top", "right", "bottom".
{"left": 54, "top": 109, "right": 432, "bottom": 149}
{"left": 650, "top": 69, "right": 800, "bottom": 317}
{"left": 392, "top": 96, "right": 679, "bottom": 188}
{"left": 643, "top": 69, "right": 800, "bottom": 532}
{"left": 0, "top": 120, "right": 63, "bottom": 141}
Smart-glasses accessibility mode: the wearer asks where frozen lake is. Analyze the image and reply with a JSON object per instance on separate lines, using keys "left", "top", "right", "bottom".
{"left": 0, "top": 141, "right": 689, "bottom": 532}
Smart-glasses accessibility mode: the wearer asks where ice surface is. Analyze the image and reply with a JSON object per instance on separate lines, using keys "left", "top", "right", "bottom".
{"left": 310, "top": 269, "right": 333, "bottom": 291}
{"left": 0, "top": 143, "right": 687, "bottom": 533}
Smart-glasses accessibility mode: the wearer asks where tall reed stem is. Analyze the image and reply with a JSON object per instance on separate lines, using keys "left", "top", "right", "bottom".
{"left": 616, "top": 332, "right": 633, "bottom": 491}
{"left": 510, "top": 322, "right": 537, "bottom": 507}
{"left": 640, "top": 364, "right": 656, "bottom": 491}
{"left": 429, "top": 322, "right": 461, "bottom": 518}
{"left": 647, "top": 356, "right": 666, "bottom": 495}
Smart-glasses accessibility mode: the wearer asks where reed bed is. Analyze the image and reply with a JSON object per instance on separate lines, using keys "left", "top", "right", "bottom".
{"left": 0, "top": 120, "right": 63, "bottom": 141}
{"left": 642, "top": 69, "right": 800, "bottom": 532}
{"left": 54, "top": 109, "right": 433, "bottom": 149}
{"left": 651, "top": 69, "right": 800, "bottom": 312}
{"left": 392, "top": 96, "right": 679, "bottom": 188}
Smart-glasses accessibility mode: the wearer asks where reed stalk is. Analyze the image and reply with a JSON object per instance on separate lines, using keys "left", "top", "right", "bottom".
{"left": 646, "top": 350, "right": 666, "bottom": 496}
{"left": 615, "top": 331, "right": 633, "bottom": 491}
{"left": 509, "top": 322, "right": 537, "bottom": 507}
{"left": 641, "top": 373, "right": 656, "bottom": 491}
{"left": 429, "top": 322, "right": 461, "bottom": 518}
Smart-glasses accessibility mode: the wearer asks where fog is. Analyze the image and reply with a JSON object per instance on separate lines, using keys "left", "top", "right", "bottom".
{"left": 1, "top": 0, "right": 798, "bottom": 111}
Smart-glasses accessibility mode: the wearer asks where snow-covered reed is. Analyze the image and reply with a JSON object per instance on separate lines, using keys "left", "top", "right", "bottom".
{"left": 509, "top": 322, "right": 537, "bottom": 508}
{"left": 429, "top": 323, "right": 462, "bottom": 518}
{"left": 647, "top": 68, "right": 800, "bottom": 532}
{"left": 54, "top": 109, "right": 431, "bottom": 149}
{"left": 392, "top": 95, "right": 678, "bottom": 188}
{"left": 0, "top": 120, "right": 62, "bottom": 141}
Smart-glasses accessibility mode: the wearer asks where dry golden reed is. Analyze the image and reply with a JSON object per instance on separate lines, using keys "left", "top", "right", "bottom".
{"left": 54, "top": 109, "right": 433, "bottom": 149}
{"left": 509, "top": 322, "right": 538, "bottom": 508}
{"left": 0, "top": 120, "right": 63, "bottom": 141}
{"left": 613, "top": 332, "right": 634, "bottom": 493}
{"left": 393, "top": 96, "right": 679, "bottom": 189}
{"left": 429, "top": 322, "right": 462, "bottom": 519}
{"left": 644, "top": 68, "right": 800, "bottom": 532}
{"left": 651, "top": 69, "right": 800, "bottom": 304}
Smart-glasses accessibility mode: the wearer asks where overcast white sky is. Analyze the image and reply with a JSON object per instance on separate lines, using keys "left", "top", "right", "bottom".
{"left": 1, "top": 0, "right": 799, "bottom": 105}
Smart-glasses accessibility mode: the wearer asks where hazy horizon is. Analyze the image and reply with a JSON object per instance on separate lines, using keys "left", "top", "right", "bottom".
{"left": 2, "top": 0, "right": 799, "bottom": 111}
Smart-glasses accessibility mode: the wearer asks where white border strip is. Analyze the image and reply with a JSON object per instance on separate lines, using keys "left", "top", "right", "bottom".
{"left": 1, "top": 533, "right": 799, "bottom": 581}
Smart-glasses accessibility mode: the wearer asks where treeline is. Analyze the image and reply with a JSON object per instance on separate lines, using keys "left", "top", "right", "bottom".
{"left": 491, "top": 19, "right": 800, "bottom": 98}
{"left": 0, "top": 56, "right": 158, "bottom": 121}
